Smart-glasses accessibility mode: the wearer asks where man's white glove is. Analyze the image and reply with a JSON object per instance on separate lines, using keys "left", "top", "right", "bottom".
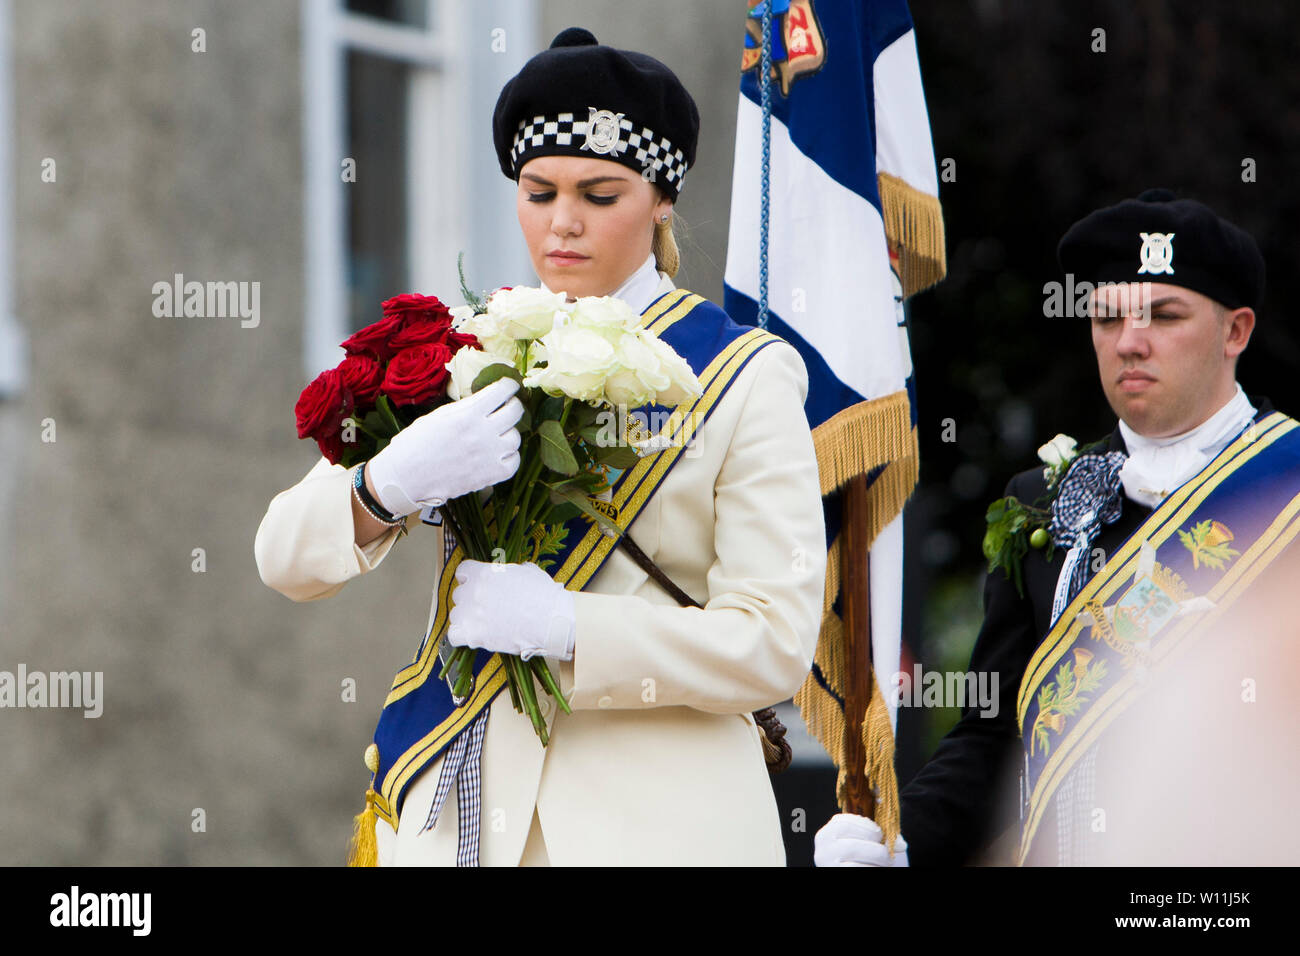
{"left": 446, "top": 560, "right": 575, "bottom": 661}
{"left": 813, "top": 813, "right": 910, "bottom": 867}
{"left": 366, "top": 377, "right": 523, "bottom": 517}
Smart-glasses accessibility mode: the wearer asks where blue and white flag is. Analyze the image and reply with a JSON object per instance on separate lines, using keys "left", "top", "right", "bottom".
{"left": 723, "top": 0, "right": 945, "bottom": 832}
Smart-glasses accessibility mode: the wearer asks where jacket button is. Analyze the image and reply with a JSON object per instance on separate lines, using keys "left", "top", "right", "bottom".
{"left": 597, "top": 695, "right": 613, "bottom": 709}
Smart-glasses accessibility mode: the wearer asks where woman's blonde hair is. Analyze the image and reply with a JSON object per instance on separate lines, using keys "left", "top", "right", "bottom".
{"left": 652, "top": 217, "right": 680, "bottom": 278}
{"left": 651, "top": 188, "right": 683, "bottom": 277}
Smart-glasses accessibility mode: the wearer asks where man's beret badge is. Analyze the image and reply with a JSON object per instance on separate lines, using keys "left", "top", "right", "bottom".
{"left": 1138, "top": 231, "right": 1176, "bottom": 276}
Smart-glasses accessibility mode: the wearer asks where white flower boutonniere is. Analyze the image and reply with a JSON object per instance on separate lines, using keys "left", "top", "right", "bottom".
{"left": 1038, "top": 433, "right": 1079, "bottom": 489}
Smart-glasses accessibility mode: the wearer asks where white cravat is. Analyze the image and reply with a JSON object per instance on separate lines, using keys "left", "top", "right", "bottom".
{"left": 540, "top": 251, "right": 664, "bottom": 315}
{"left": 1117, "top": 384, "right": 1257, "bottom": 509}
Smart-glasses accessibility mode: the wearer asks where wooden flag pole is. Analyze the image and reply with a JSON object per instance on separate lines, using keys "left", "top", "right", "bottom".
{"left": 840, "top": 472, "right": 875, "bottom": 818}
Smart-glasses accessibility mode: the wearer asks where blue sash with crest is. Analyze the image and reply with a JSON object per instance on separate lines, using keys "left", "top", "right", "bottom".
{"left": 365, "top": 288, "right": 784, "bottom": 828}
{"left": 1016, "top": 411, "right": 1300, "bottom": 863}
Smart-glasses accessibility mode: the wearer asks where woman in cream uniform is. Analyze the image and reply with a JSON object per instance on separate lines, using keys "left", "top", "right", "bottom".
{"left": 255, "top": 28, "right": 826, "bottom": 866}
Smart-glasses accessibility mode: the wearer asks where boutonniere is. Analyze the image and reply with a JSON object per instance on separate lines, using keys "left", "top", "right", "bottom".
{"left": 982, "top": 433, "right": 1106, "bottom": 597}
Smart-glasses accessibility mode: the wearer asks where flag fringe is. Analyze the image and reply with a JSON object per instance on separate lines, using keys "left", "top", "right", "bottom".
{"left": 878, "top": 171, "right": 947, "bottom": 299}
{"left": 812, "top": 390, "right": 917, "bottom": 500}
{"left": 796, "top": 392, "right": 918, "bottom": 852}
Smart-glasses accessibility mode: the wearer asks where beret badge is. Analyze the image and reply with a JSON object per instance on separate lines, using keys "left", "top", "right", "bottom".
{"left": 1137, "top": 232, "right": 1175, "bottom": 276}
{"left": 581, "top": 107, "right": 624, "bottom": 156}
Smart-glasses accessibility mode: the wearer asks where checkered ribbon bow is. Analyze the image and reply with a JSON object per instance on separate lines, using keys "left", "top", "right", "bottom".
{"left": 1047, "top": 451, "right": 1127, "bottom": 624}
{"left": 421, "top": 706, "right": 489, "bottom": 867}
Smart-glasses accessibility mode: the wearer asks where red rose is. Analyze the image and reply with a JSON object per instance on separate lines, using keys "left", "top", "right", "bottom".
{"left": 341, "top": 313, "right": 405, "bottom": 361}
{"left": 447, "top": 329, "right": 480, "bottom": 351}
{"left": 381, "top": 293, "right": 452, "bottom": 323}
{"left": 295, "top": 368, "right": 355, "bottom": 464}
{"left": 382, "top": 343, "right": 453, "bottom": 407}
{"left": 314, "top": 431, "right": 346, "bottom": 465}
{"left": 389, "top": 314, "right": 452, "bottom": 350}
{"left": 337, "top": 353, "right": 384, "bottom": 407}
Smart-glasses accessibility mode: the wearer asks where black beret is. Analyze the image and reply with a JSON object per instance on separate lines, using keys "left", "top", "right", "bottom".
{"left": 1057, "top": 188, "right": 1265, "bottom": 311}
{"left": 492, "top": 27, "right": 700, "bottom": 199}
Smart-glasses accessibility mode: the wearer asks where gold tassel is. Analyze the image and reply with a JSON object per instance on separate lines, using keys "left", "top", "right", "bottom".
{"left": 877, "top": 171, "right": 947, "bottom": 299}
{"left": 346, "top": 787, "right": 379, "bottom": 868}
{"left": 347, "top": 742, "right": 382, "bottom": 867}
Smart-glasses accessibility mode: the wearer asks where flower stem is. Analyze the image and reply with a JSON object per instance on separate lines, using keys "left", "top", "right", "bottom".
{"left": 511, "top": 654, "right": 548, "bottom": 745}
{"left": 531, "top": 657, "right": 571, "bottom": 715}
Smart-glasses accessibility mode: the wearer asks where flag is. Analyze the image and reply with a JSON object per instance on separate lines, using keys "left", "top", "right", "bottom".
{"left": 723, "top": 0, "right": 945, "bottom": 846}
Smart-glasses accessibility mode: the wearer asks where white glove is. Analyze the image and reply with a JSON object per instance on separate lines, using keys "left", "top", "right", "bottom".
{"left": 366, "top": 377, "right": 523, "bottom": 517}
{"left": 813, "top": 813, "right": 909, "bottom": 867}
{"left": 446, "top": 560, "right": 575, "bottom": 661}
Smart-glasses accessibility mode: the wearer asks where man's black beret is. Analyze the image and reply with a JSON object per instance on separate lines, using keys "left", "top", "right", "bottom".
{"left": 1057, "top": 188, "right": 1265, "bottom": 311}
{"left": 492, "top": 27, "right": 700, "bottom": 199}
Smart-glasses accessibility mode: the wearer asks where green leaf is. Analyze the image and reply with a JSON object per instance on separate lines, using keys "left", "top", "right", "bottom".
{"left": 546, "top": 501, "right": 582, "bottom": 524}
{"left": 546, "top": 482, "right": 622, "bottom": 538}
{"left": 590, "top": 441, "right": 639, "bottom": 470}
{"left": 458, "top": 251, "right": 487, "bottom": 312}
{"left": 470, "top": 362, "right": 523, "bottom": 394}
{"left": 567, "top": 402, "right": 603, "bottom": 430}
{"left": 538, "top": 396, "right": 566, "bottom": 423}
{"left": 538, "top": 420, "right": 579, "bottom": 476}
{"left": 376, "top": 394, "right": 403, "bottom": 435}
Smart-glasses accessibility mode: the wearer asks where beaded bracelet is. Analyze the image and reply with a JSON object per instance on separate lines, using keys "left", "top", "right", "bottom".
{"left": 353, "top": 461, "right": 404, "bottom": 526}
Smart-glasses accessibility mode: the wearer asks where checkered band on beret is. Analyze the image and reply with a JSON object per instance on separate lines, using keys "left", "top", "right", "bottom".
{"left": 510, "top": 108, "right": 691, "bottom": 194}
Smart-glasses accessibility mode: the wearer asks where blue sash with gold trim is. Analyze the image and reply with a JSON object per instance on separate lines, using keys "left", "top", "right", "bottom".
{"left": 367, "top": 288, "right": 785, "bottom": 827}
{"left": 1016, "top": 411, "right": 1300, "bottom": 863}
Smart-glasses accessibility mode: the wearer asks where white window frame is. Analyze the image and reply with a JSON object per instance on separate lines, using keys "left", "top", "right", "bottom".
{"left": 0, "top": 0, "right": 27, "bottom": 398}
{"left": 300, "top": 0, "right": 536, "bottom": 379}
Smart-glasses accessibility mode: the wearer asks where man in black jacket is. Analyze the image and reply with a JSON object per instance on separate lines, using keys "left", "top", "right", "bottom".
{"left": 815, "top": 189, "right": 1295, "bottom": 866}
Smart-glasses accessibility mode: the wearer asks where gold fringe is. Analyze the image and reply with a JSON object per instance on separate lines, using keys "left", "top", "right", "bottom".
{"left": 878, "top": 171, "right": 947, "bottom": 299}
{"left": 794, "top": 391, "right": 918, "bottom": 848}
{"left": 346, "top": 787, "right": 379, "bottom": 867}
{"left": 812, "top": 391, "right": 917, "bottom": 499}
{"left": 861, "top": 675, "right": 902, "bottom": 854}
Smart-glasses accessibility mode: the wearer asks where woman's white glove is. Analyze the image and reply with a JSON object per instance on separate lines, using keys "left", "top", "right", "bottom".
{"left": 366, "top": 377, "right": 523, "bottom": 517}
{"left": 813, "top": 813, "right": 910, "bottom": 867}
{"left": 446, "top": 560, "right": 575, "bottom": 661}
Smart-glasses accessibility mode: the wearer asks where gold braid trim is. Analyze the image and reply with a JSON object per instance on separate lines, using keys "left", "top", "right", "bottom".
{"left": 878, "top": 171, "right": 947, "bottom": 298}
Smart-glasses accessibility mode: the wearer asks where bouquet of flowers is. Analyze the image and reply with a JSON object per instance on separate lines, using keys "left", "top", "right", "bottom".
{"left": 293, "top": 263, "right": 702, "bottom": 743}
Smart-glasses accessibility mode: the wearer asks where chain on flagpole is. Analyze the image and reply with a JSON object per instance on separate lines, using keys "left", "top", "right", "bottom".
{"left": 758, "top": 0, "right": 772, "bottom": 331}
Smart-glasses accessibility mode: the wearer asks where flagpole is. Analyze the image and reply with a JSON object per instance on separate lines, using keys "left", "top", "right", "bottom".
{"left": 840, "top": 474, "right": 875, "bottom": 818}
{"left": 755, "top": 0, "right": 876, "bottom": 819}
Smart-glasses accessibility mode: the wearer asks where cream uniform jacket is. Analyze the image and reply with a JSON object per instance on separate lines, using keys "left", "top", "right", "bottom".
{"left": 254, "top": 270, "right": 827, "bottom": 865}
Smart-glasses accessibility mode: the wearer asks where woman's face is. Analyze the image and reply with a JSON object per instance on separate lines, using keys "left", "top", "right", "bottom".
{"left": 516, "top": 155, "right": 673, "bottom": 300}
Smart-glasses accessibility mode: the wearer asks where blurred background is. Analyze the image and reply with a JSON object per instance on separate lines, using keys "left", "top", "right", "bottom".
{"left": 0, "top": 0, "right": 1295, "bottom": 865}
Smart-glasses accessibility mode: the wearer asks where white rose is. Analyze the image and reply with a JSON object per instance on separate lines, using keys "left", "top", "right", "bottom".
{"left": 446, "top": 347, "right": 514, "bottom": 401}
{"left": 449, "top": 304, "right": 477, "bottom": 330}
{"left": 569, "top": 295, "right": 640, "bottom": 340}
{"left": 1037, "top": 433, "right": 1078, "bottom": 468}
{"left": 639, "top": 330, "right": 702, "bottom": 406}
{"left": 486, "top": 286, "right": 572, "bottom": 340}
{"left": 604, "top": 331, "right": 671, "bottom": 407}
{"left": 523, "top": 323, "right": 618, "bottom": 402}
{"left": 455, "top": 310, "right": 521, "bottom": 364}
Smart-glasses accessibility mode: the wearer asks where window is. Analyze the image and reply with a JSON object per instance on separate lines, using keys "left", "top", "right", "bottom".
{"left": 0, "top": 0, "right": 27, "bottom": 399}
{"left": 301, "top": 0, "right": 536, "bottom": 378}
